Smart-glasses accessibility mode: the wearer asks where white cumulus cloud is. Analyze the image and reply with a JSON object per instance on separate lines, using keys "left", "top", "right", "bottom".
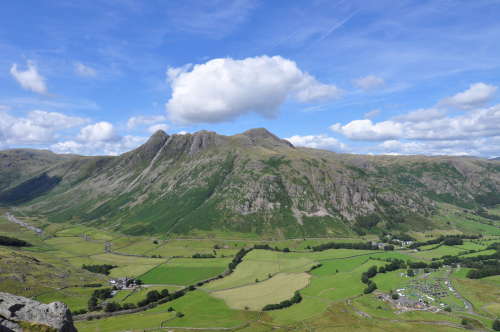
{"left": 10, "top": 61, "right": 48, "bottom": 94}
{"left": 353, "top": 75, "right": 385, "bottom": 91}
{"left": 330, "top": 119, "right": 403, "bottom": 141}
{"left": 165, "top": 55, "right": 342, "bottom": 124}
{"left": 442, "top": 82, "right": 497, "bottom": 109}
{"left": 0, "top": 110, "right": 88, "bottom": 146}
{"left": 286, "top": 134, "right": 346, "bottom": 152}
{"left": 52, "top": 135, "right": 146, "bottom": 156}
{"left": 78, "top": 122, "right": 117, "bottom": 142}
{"left": 332, "top": 104, "right": 500, "bottom": 141}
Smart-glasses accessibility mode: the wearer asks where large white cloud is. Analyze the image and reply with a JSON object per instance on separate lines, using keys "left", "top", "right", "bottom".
{"left": 52, "top": 135, "right": 146, "bottom": 156}
{"left": 442, "top": 82, "right": 497, "bottom": 109}
{"left": 165, "top": 55, "right": 342, "bottom": 124}
{"left": 330, "top": 119, "right": 403, "bottom": 141}
{"left": 332, "top": 104, "right": 500, "bottom": 141}
{"left": 286, "top": 134, "right": 346, "bottom": 152}
{"left": 10, "top": 61, "right": 48, "bottom": 94}
{"left": 78, "top": 122, "right": 117, "bottom": 142}
{"left": 0, "top": 110, "right": 88, "bottom": 145}
{"left": 353, "top": 75, "right": 385, "bottom": 91}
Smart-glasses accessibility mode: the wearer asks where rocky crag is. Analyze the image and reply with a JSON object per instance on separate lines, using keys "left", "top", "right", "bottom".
{"left": 0, "top": 292, "right": 76, "bottom": 332}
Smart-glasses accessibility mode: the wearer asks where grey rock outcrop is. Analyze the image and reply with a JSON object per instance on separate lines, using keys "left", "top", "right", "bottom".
{"left": 0, "top": 292, "right": 76, "bottom": 332}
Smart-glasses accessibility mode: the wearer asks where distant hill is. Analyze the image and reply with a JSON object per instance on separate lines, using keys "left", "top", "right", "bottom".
{"left": 0, "top": 128, "right": 499, "bottom": 238}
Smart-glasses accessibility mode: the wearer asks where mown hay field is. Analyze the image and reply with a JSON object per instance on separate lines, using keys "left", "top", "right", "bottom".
{"left": 212, "top": 272, "right": 310, "bottom": 310}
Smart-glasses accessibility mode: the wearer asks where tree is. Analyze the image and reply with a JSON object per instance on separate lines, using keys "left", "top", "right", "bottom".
{"left": 104, "top": 302, "right": 121, "bottom": 313}
{"left": 160, "top": 289, "right": 170, "bottom": 298}
{"left": 407, "top": 269, "right": 415, "bottom": 277}
{"left": 146, "top": 290, "right": 160, "bottom": 302}
{"left": 87, "top": 296, "right": 98, "bottom": 312}
{"left": 391, "top": 293, "right": 399, "bottom": 300}
{"left": 493, "top": 319, "right": 500, "bottom": 331}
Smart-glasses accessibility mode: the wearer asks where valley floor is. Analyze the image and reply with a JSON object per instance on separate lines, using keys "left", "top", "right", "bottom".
{"left": 0, "top": 208, "right": 499, "bottom": 331}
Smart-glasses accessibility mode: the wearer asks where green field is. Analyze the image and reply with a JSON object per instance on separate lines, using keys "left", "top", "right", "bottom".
{"left": 139, "top": 258, "right": 230, "bottom": 285}
{"left": 212, "top": 272, "right": 310, "bottom": 310}
{"left": 35, "top": 287, "right": 105, "bottom": 311}
{"left": 203, "top": 249, "right": 317, "bottom": 291}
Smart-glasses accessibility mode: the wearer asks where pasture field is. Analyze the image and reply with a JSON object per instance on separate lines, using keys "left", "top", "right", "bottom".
{"left": 138, "top": 257, "right": 230, "bottom": 285}
{"left": 35, "top": 286, "right": 105, "bottom": 311}
{"left": 203, "top": 249, "right": 317, "bottom": 291}
{"left": 452, "top": 274, "right": 500, "bottom": 318}
{"left": 76, "top": 291, "right": 260, "bottom": 332}
{"left": 409, "top": 246, "right": 466, "bottom": 260}
{"left": 212, "top": 272, "right": 310, "bottom": 310}
{"left": 372, "top": 269, "right": 409, "bottom": 292}
{"left": 44, "top": 236, "right": 104, "bottom": 257}
{"left": 459, "top": 249, "right": 497, "bottom": 258}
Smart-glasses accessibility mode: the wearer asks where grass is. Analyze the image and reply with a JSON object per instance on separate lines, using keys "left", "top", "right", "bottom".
{"left": 372, "top": 269, "right": 408, "bottom": 292}
{"left": 203, "top": 249, "right": 316, "bottom": 291}
{"left": 212, "top": 272, "right": 310, "bottom": 310}
{"left": 77, "top": 290, "right": 259, "bottom": 332}
{"left": 139, "top": 258, "right": 229, "bottom": 285}
{"left": 410, "top": 245, "right": 466, "bottom": 260}
{"left": 35, "top": 286, "right": 104, "bottom": 311}
{"left": 452, "top": 274, "right": 500, "bottom": 318}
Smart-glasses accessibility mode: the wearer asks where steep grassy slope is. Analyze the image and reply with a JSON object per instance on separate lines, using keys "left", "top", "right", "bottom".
{"left": 1, "top": 128, "right": 499, "bottom": 238}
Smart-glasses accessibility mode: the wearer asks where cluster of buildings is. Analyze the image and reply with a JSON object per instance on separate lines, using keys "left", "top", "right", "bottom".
{"left": 109, "top": 277, "right": 139, "bottom": 290}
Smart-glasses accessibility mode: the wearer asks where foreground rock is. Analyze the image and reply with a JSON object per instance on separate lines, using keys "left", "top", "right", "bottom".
{"left": 0, "top": 292, "right": 76, "bottom": 332}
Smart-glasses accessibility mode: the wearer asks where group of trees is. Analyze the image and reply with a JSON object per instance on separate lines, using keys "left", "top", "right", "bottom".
{"left": 192, "top": 253, "right": 215, "bottom": 258}
{"left": 361, "top": 265, "right": 378, "bottom": 294}
{"left": 435, "top": 243, "right": 500, "bottom": 279}
{"left": 409, "top": 234, "right": 481, "bottom": 249}
{"left": 137, "top": 289, "right": 185, "bottom": 307}
{"left": 82, "top": 264, "right": 117, "bottom": 275}
{"left": 228, "top": 248, "right": 252, "bottom": 271}
{"left": 0, "top": 235, "right": 31, "bottom": 247}
{"left": 312, "top": 241, "right": 379, "bottom": 252}
{"left": 253, "top": 244, "right": 290, "bottom": 252}
{"left": 262, "top": 291, "right": 302, "bottom": 311}
{"left": 87, "top": 288, "right": 113, "bottom": 311}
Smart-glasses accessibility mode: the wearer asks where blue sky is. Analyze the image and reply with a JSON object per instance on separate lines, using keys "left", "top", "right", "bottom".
{"left": 1, "top": 0, "right": 500, "bottom": 157}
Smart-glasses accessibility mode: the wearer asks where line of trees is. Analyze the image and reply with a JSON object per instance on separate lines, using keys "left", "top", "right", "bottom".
{"left": 0, "top": 235, "right": 32, "bottom": 247}
{"left": 409, "top": 234, "right": 481, "bottom": 249}
{"left": 262, "top": 291, "right": 302, "bottom": 311}
{"left": 82, "top": 264, "right": 117, "bottom": 275}
{"left": 228, "top": 248, "right": 252, "bottom": 271}
{"left": 312, "top": 241, "right": 378, "bottom": 252}
{"left": 192, "top": 253, "right": 215, "bottom": 258}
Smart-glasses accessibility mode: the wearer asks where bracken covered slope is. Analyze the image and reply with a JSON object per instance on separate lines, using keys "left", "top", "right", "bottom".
{"left": 1, "top": 128, "right": 499, "bottom": 238}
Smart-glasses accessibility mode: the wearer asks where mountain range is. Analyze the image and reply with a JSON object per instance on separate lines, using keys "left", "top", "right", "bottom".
{"left": 1, "top": 128, "right": 499, "bottom": 238}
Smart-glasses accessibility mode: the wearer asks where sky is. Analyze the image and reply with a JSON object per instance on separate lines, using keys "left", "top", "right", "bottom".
{"left": 1, "top": 0, "right": 500, "bottom": 157}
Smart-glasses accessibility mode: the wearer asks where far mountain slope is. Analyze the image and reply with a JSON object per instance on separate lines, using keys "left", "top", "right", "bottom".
{"left": 1, "top": 128, "right": 499, "bottom": 238}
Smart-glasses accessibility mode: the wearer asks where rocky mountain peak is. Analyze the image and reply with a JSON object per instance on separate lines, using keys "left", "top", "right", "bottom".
{"left": 240, "top": 128, "right": 294, "bottom": 148}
